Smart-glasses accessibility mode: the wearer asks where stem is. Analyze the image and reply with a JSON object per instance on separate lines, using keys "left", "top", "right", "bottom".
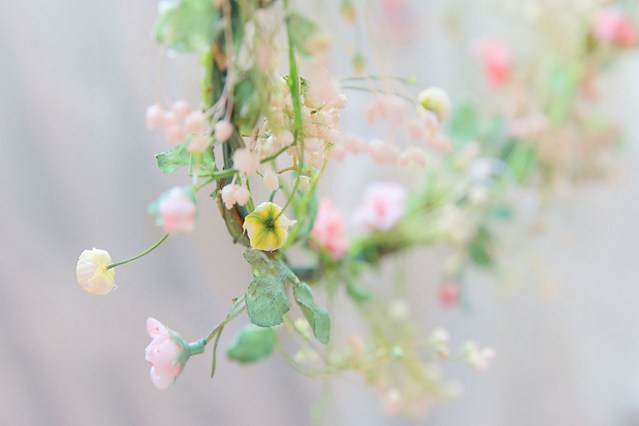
{"left": 205, "top": 297, "right": 247, "bottom": 344}
{"left": 341, "top": 85, "right": 417, "bottom": 104}
{"left": 106, "top": 233, "right": 169, "bottom": 270}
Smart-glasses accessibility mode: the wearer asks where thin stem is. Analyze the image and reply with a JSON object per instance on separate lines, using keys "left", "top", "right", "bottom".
{"left": 205, "top": 297, "right": 247, "bottom": 344}
{"left": 341, "top": 85, "right": 417, "bottom": 104}
{"left": 341, "top": 75, "right": 418, "bottom": 85}
{"left": 106, "top": 233, "right": 169, "bottom": 270}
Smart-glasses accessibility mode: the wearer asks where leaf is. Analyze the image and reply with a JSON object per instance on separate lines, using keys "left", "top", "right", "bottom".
{"left": 243, "top": 248, "right": 281, "bottom": 276}
{"left": 245, "top": 276, "right": 290, "bottom": 327}
{"left": 286, "top": 13, "right": 319, "bottom": 59}
{"left": 154, "top": 0, "right": 222, "bottom": 52}
{"left": 345, "top": 278, "right": 372, "bottom": 304}
{"left": 155, "top": 142, "right": 190, "bottom": 173}
{"left": 293, "top": 282, "right": 330, "bottom": 344}
{"left": 226, "top": 325, "right": 276, "bottom": 364}
{"left": 233, "top": 75, "right": 262, "bottom": 133}
{"left": 447, "top": 101, "right": 478, "bottom": 145}
{"left": 467, "top": 225, "right": 494, "bottom": 267}
{"left": 502, "top": 142, "right": 537, "bottom": 183}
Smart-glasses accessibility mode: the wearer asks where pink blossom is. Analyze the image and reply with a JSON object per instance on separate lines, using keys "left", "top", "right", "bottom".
{"left": 215, "top": 120, "right": 233, "bottom": 142}
{"left": 438, "top": 282, "right": 460, "bottom": 307}
{"left": 474, "top": 38, "right": 512, "bottom": 87}
{"left": 145, "top": 318, "right": 186, "bottom": 390}
{"left": 311, "top": 199, "right": 349, "bottom": 258}
{"left": 352, "top": 183, "right": 407, "bottom": 231}
{"left": 146, "top": 104, "right": 165, "bottom": 130}
{"left": 594, "top": 9, "right": 636, "bottom": 47}
{"left": 184, "top": 111, "right": 206, "bottom": 135}
{"left": 158, "top": 187, "right": 196, "bottom": 233}
{"left": 171, "top": 99, "right": 193, "bottom": 119}
{"left": 233, "top": 148, "right": 260, "bottom": 174}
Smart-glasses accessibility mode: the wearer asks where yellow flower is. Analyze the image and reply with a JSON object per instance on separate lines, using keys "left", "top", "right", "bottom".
{"left": 76, "top": 248, "right": 116, "bottom": 295}
{"left": 242, "top": 202, "right": 296, "bottom": 251}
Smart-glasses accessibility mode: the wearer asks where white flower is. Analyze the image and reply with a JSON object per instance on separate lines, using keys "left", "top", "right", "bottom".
{"left": 418, "top": 87, "right": 451, "bottom": 121}
{"left": 76, "top": 248, "right": 116, "bottom": 295}
{"left": 233, "top": 148, "right": 260, "bottom": 175}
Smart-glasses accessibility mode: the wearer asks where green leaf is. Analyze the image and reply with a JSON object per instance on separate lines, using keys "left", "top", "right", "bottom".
{"left": 286, "top": 13, "right": 319, "bottom": 59}
{"left": 245, "top": 276, "right": 290, "bottom": 327}
{"left": 293, "top": 282, "right": 330, "bottom": 344}
{"left": 233, "top": 75, "right": 263, "bottom": 133}
{"left": 226, "top": 325, "right": 276, "bottom": 364}
{"left": 345, "top": 278, "right": 372, "bottom": 304}
{"left": 156, "top": 142, "right": 190, "bottom": 173}
{"left": 502, "top": 142, "right": 537, "bottom": 183}
{"left": 154, "top": 0, "right": 222, "bottom": 52}
{"left": 467, "top": 225, "right": 494, "bottom": 267}
{"left": 243, "top": 248, "right": 281, "bottom": 276}
{"left": 447, "top": 101, "right": 478, "bottom": 145}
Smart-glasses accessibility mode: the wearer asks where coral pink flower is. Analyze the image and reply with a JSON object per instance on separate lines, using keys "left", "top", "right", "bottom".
{"left": 438, "top": 282, "right": 460, "bottom": 306}
{"left": 311, "top": 199, "right": 349, "bottom": 259}
{"left": 594, "top": 9, "right": 636, "bottom": 47}
{"left": 145, "top": 318, "right": 186, "bottom": 390}
{"left": 474, "top": 39, "right": 512, "bottom": 87}
{"left": 352, "top": 183, "right": 407, "bottom": 231}
{"left": 145, "top": 318, "right": 205, "bottom": 390}
{"left": 158, "top": 187, "right": 197, "bottom": 233}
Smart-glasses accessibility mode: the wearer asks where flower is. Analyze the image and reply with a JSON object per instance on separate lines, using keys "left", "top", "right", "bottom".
{"left": 438, "top": 282, "right": 460, "bottom": 307}
{"left": 76, "top": 248, "right": 116, "bottom": 295}
{"left": 233, "top": 148, "right": 260, "bottom": 175}
{"left": 146, "top": 104, "right": 165, "bottom": 130}
{"left": 242, "top": 202, "right": 296, "bottom": 251}
{"left": 594, "top": 8, "right": 636, "bottom": 47}
{"left": 461, "top": 341, "right": 496, "bottom": 371}
{"left": 145, "top": 318, "right": 205, "bottom": 390}
{"left": 352, "top": 183, "right": 407, "bottom": 231}
{"left": 154, "top": 187, "right": 197, "bottom": 233}
{"left": 474, "top": 38, "right": 512, "bottom": 87}
{"left": 214, "top": 120, "right": 233, "bottom": 142}
{"left": 418, "top": 87, "right": 451, "bottom": 121}
{"left": 311, "top": 199, "right": 349, "bottom": 258}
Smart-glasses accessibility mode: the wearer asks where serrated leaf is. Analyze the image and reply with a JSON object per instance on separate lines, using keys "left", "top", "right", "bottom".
{"left": 226, "top": 325, "right": 276, "bottom": 364}
{"left": 245, "top": 276, "right": 290, "bottom": 327}
{"left": 243, "top": 248, "right": 281, "bottom": 276}
{"left": 154, "top": 0, "right": 222, "bottom": 52}
{"left": 286, "top": 13, "right": 318, "bottom": 59}
{"left": 293, "top": 282, "right": 330, "bottom": 344}
{"left": 156, "top": 142, "right": 190, "bottom": 173}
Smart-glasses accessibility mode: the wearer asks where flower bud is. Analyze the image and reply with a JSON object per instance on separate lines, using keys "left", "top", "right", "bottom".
{"left": 418, "top": 87, "right": 451, "bottom": 121}
{"left": 76, "top": 248, "right": 116, "bottom": 295}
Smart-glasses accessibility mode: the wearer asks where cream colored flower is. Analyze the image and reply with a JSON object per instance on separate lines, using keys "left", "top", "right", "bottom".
{"left": 76, "top": 248, "right": 116, "bottom": 295}
{"left": 418, "top": 87, "right": 451, "bottom": 121}
{"left": 242, "top": 202, "right": 296, "bottom": 251}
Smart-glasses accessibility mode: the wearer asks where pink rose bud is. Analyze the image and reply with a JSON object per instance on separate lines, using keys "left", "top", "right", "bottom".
{"left": 311, "top": 198, "right": 350, "bottom": 259}
{"left": 146, "top": 104, "right": 165, "bottom": 131}
{"left": 594, "top": 8, "right": 636, "bottom": 47}
{"left": 352, "top": 182, "right": 407, "bottom": 231}
{"left": 145, "top": 318, "right": 205, "bottom": 390}
{"left": 156, "top": 187, "right": 197, "bottom": 233}
{"left": 438, "top": 282, "right": 460, "bottom": 307}
{"left": 474, "top": 38, "right": 512, "bottom": 87}
{"left": 215, "top": 120, "right": 234, "bottom": 142}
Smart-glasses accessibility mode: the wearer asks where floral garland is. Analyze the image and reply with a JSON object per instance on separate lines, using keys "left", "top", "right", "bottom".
{"left": 75, "top": 0, "right": 636, "bottom": 416}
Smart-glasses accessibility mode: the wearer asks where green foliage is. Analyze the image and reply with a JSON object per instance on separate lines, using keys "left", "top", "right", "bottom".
{"left": 293, "top": 282, "right": 330, "bottom": 344}
{"left": 245, "top": 276, "right": 291, "bottom": 327}
{"left": 226, "top": 325, "right": 276, "bottom": 364}
{"left": 233, "top": 74, "right": 263, "bottom": 133}
{"left": 502, "top": 141, "right": 538, "bottom": 183}
{"left": 447, "top": 101, "right": 479, "bottom": 144}
{"left": 156, "top": 142, "right": 190, "bottom": 173}
{"left": 243, "top": 249, "right": 281, "bottom": 276}
{"left": 286, "top": 13, "right": 319, "bottom": 59}
{"left": 467, "top": 225, "right": 494, "bottom": 267}
{"left": 154, "top": 0, "right": 222, "bottom": 52}
{"left": 345, "top": 278, "right": 372, "bottom": 305}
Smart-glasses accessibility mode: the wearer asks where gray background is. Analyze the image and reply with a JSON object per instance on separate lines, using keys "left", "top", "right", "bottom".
{"left": 1, "top": 1, "right": 638, "bottom": 425}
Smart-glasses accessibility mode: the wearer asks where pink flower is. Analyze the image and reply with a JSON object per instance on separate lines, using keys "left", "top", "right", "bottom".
{"left": 474, "top": 38, "right": 512, "bottom": 87}
{"left": 352, "top": 183, "right": 407, "bottom": 231}
{"left": 311, "top": 199, "right": 349, "bottom": 259}
{"left": 146, "top": 104, "right": 165, "bottom": 130}
{"left": 145, "top": 318, "right": 205, "bottom": 390}
{"left": 156, "top": 187, "right": 197, "bottom": 233}
{"left": 438, "top": 282, "right": 460, "bottom": 307}
{"left": 594, "top": 9, "right": 636, "bottom": 47}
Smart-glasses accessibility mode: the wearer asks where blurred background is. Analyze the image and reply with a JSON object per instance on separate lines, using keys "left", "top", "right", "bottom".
{"left": 1, "top": 0, "right": 639, "bottom": 425}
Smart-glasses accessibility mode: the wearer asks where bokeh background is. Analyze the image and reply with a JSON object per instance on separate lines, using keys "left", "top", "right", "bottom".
{"left": 1, "top": 1, "right": 639, "bottom": 425}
